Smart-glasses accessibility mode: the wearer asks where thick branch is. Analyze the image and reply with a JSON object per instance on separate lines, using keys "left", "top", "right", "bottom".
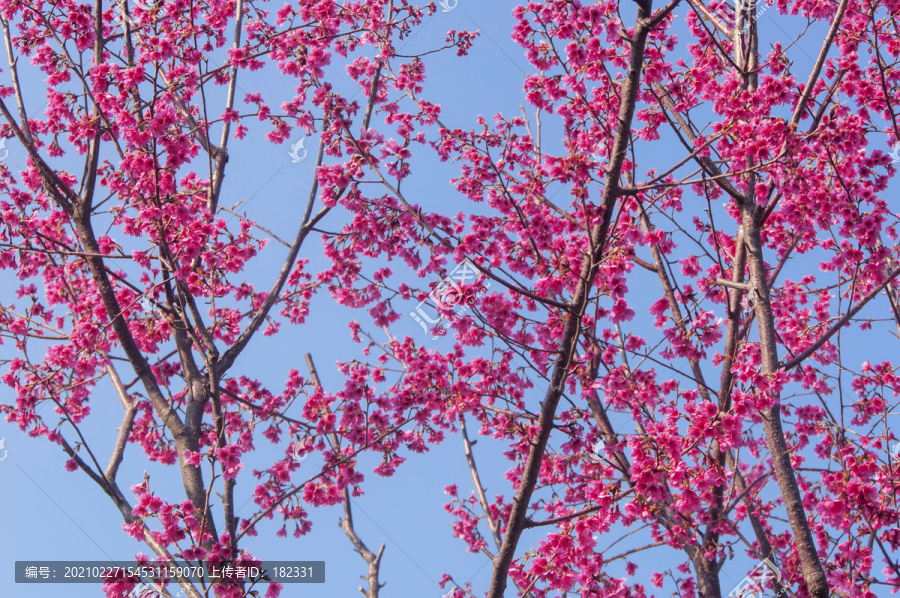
{"left": 486, "top": 3, "right": 654, "bottom": 594}
{"left": 70, "top": 208, "right": 213, "bottom": 523}
{"left": 742, "top": 208, "right": 828, "bottom": 598}
{"left": 339, "top": 493, "right": 385, "bottom": 598}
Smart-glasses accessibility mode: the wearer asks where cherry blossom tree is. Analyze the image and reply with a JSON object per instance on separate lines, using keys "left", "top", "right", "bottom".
{"left": 2, "top": 0, "right": 900, "bottom": 596}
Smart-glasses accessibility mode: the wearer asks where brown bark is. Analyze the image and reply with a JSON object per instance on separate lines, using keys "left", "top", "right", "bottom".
{"left": 486, "top": 1, "right": 655, "bottom": 594}
{"left": 741, "top": 208, "right": 829, "bottom": 598}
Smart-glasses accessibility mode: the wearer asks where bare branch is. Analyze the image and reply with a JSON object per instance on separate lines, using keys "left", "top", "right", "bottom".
{"left": 305, "top": 353, "right": 384, "bottom": 598}
{"left": 461, "top": 417, "right": 503, "bottom": 550}
{"left": 780, "top": 266, "right": 900, "bottom": 371}
{"left": 487, "top": 3, "right": 655, "bottom": 593}
{"left": 104, "top": 361, "right": 136, "bottom": 483}
{"left": 788, "top": 0, "right": 850, "bottom": 128}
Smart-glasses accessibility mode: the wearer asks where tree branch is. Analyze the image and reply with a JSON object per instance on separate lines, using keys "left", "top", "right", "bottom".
{"left": 780, "top": 266, "right": 900, "bottom": 371}
{"left": 104, "top": 361, "right": 136, "bottom": 483}
{"left": 486, "top": 3, "right": 655, "bottom": 594}
{"left": 742, "top": 209, "right": 828, "bottom": 598}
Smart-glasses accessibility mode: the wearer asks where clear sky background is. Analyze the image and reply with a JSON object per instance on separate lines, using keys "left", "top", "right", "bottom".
{"left": 1, "top": 0, "right": 891, "bottom": 597}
